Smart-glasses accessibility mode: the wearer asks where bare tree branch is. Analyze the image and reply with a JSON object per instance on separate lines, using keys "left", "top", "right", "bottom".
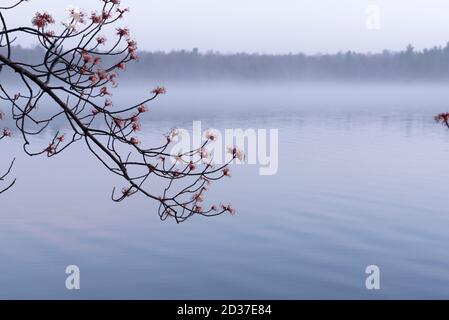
{"left": 0, "top": 158, "right": 15, "bottom": 195}
{"left": 0, "top": 0, "right": 238, "bottom": 222}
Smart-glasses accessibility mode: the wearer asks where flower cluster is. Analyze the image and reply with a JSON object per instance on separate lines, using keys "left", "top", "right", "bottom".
{"left": 228, "top": 146, "right": 245, "bottom": 161}
{"left": 152, "top": 86, "right": 167, "bottom": 95}
{"left": 31, "top": 12, "right": 54, "bottom": 29}
{"left": 435, "top": 113, "right": 449, "bottom": 127}
{"left": 0, "top": 111, "right": 12, "bottom": 140}
{"left": 0, "top": 107, "right": 15, "bottom": 194}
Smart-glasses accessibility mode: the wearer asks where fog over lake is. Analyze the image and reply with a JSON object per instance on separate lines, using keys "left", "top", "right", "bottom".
{"left": 1, "top": 82, "right": 449, "bottom": 299}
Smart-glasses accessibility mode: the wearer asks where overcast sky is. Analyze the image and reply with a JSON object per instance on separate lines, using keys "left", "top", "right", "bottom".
{"left": 4, "top": 0, "right": 449, "bottom": 54}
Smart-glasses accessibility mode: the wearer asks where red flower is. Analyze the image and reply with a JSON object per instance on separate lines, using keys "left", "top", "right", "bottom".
{"left": 130, "top": 137, "right": 140, "bottom": 145}
{"left": 194, "top": 205, "right": 204, "bottom": 213}
{"left": 116, "top": 27, "right": 130, "bottom": 38}
{"left": 102, "top": 10, "right": 111, "bottom": 20}
{"left": 96, "top": 36, "right": 107, "bottom": 45}
{"left": 223, "top": 168, "right": 231, "bottom": 177}
{"left": 127, "top": 39, "right": 137, "bottom": 54}
{"left": 116, "top": 7, "right": 129, "bottom": 18}
{"left": 45, "top": 31, "right": 55, "bottom": 38}
{"left": 2, "top": 128, "right": 12, "bottom": 137}
{"left": 99, "top": 86, "right": 111, "bottom": 96}
{"left": 221, "top": 204, "right": 236, "bottom": 215}
{"left": 113, "top": 117, "right": 123, "bottom": 128}
{"left": 435, "top": 113, "right": 449, "bottom": 125}
{"left": 32, "top": 12, "right": 55, "bottom": 29}
{"left": 88, "top": 75, "right": 98, "bottom": 84}
{"left": 192, "top": 193, "right": 204, "bottom": 203}
{"left": 132, "top": 122, "right": 141, "bottom": 132}
{"left": 46, "top": 144, "right": 56, "bottom": 156}
{"left": 152, "top": 87, "right": 166, "bottom": 95}
{"left": 137, "top": 105, "right": 148, "bottom": 113}
{"left": 227, "top": 146, "right": 245, "bottom": 161}
{"left": 96, "top": 69, "right": 107, "bottom": 80}
{"left": 121, "top": 187, "right": 132, "bottom": 197}
{"left": 104, "top": 98, "right": 113, "bottom": 108}
{"left": 82, "top": 52, "right": 93, "bottom": 64}
{"left": 90, "top": 12, "right": 103, "bottom": 24}
{"left": 108, "top": 72, "right": 117, "bottom": 81}
{"left": 206, "top": 130, "right": 217, "bottom": 141}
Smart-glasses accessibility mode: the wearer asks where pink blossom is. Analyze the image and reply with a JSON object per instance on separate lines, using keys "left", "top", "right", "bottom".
{"left": 116, "top": 27, "right": 130, "bottom": 38}
{"left": 102, "top": 10, "right": 111, "bottom": 21}
{"left": 104, "top": 99, "right": 113, "bottom": 108}
{"left": 2, "top": 128, "right": 12, "bottom": 137}
{"left": 113, "top": 117, "right": 123, "bottom": 128}
{"left": 32, "top": 12, "right": 55, "bottom": 29}
{"left": 88, "top": 75, "right": 98, "bottom": 84}
{"left": 223, "top": 168, "right": 231, "bottom": 177}
{"left": 194, "top": 205, "right": 204, "bottom": 213}
{"left": 96, "top": 36, "right": 107, "bottom": 45}
{"left": 206, "top": 130, "right": 217, "bottom": 141}
{"left": 221, "top": 204, "right": 236, "bottom": 215}
{"left": 121, "top": 187, "right": 132, "bottom": 197}
{"left": 46, "top": 144, "right": 56, "bottom": 156}
{"left": 96, "top": 69, "right": 107, "bottom": 80}
{"left": 45, "top": 31, "right": 55, "bottom": 38}
{"left": 228, "top": 146, "right": 245, "bottom": 161}
{"left": 93, "top": 57, "right": 101, "bottom": 65}
{"left": 130, "top": 137, "right": 140, "bottom": 145}
{"left": 137, "top": 105, "right": 148, "bottom": 113}
{"left": 100, "top": 86, "right": 111, "bottom": 96}
{"left": 152, "top": 87, "right": 166, "bottom": 95}
{"left": 116, "top": 7, "right": 129, "bottom": 18}
{"left": 132, "top": 122, "right": 141, "bottom": 132}
{"left": 192, "top": 193, "right": 204, "bottom": 203}
{"left": 82, "top": 52, "right": 93, "bottom": 64}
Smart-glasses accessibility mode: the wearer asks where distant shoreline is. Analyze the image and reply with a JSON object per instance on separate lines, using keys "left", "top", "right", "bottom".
{"left": 4, "top": 44, "right": 449, "bottom": 81}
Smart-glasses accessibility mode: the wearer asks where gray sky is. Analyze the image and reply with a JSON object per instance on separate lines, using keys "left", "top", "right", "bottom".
{"left": 4, "top": 0, "right": 449, "bottom": 54}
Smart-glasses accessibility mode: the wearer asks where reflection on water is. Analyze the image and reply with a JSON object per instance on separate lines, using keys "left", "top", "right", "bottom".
{"left": 1, "top": 83, "right": 449, "bottom": 299}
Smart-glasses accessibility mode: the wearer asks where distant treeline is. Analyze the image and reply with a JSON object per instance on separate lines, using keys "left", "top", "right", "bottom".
{"left": 4, "top": 44, "right": 449, "bottom": 81}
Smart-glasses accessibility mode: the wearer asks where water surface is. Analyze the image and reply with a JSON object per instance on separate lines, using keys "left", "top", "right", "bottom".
{"left": 1, "top": 83, "right": 449, "bottom": 299}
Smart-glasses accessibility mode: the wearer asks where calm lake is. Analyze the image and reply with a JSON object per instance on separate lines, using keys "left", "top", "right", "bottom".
{"left": 1, "top": 82, "right": 449, "bottom": 299}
